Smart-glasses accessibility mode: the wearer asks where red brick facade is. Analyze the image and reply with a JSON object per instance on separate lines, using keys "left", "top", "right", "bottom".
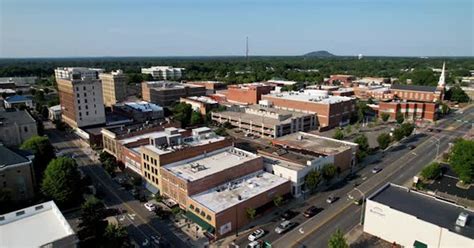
{"left": 226, "top": 84, "right": 273, "bottom": 105}
{"left": 378, "top": 101, "right": 437, "bottom": 121}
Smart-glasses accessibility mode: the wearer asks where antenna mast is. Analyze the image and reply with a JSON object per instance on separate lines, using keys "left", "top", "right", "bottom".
{"left": 246, "top": 36, "right": 249, "bottom": 66}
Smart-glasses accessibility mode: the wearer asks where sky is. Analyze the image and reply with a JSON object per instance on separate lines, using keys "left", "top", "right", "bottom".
{"left": 0, "top": 0, "right": 473, "bottom": 57}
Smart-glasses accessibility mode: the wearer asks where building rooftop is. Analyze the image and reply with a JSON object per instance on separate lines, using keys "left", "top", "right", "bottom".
{"left": 370, "top": 183, "right": 474, "bottom": 239}
{"left": 191, "top": 170, "right": 288, "bottom": 213}
{"left": 0, "top": 145, "right": 30, "bottom": 168}
{"left": 184, "top": 96, "right": 218, "bottom": 104}
{"left": 49, "top": 105, "right": 62, "bottom": 111}
{"left": 262, "top": 155, "right": 307, "bottom": 171}
{"left": 144, "top": 81, "right": 202, "bottom": 89}
{"left": 163, "top": 147, "right": 258, "bottom": 182}
{"left": 274, "top": 132, "right": 357, "bottom": 155}
{"left": 119, "top": 127, "right": 186, "bottom": 145}
{"left": 0, "top": 110, "right": 36, "bottom": 126}
{"left": 267, "top": 79, "right": 298, "bottom": 85}
{"left": 266, "top": 90, "right": 353, "bottom": 104}
{"left": 142, "top": 66, "right": 185, "bottom": 70}
{"left": 391, "top": 84, "right": 438, "bottom": 92}
{"left": 4, "top": 95, "right": 31, "bottom": 103}
{"left": 124, "top": 101, "right": 163, "bottom": 112}
{"left": 0, "top": 201, "right": 76, "bottom": 247}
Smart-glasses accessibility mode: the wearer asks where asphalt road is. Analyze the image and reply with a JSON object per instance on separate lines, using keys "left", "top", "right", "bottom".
{"left": 45, "top": 123, "right": 190, "bottom": 248}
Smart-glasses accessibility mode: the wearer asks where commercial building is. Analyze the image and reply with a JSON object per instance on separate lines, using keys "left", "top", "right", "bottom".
{"left": 186, "top": 81, "right": 226, "bottom": 94}
{"left": 180, "top": 96, "right": 219, "bottom": 115}
{"left": 55, "top": 67, "right": 106, "bottom": 128}
{"left": 0, "top": 110, "right": 38, "bottom": 147}
{"left": 353, "top": 85, "right": 392, "bottom": 100}
{"left": 211, "top": 104, "right": 317, "bottom": 138}
{"left": 0, "top": 201, "right": 78, "bottom": 248}
{"left": 141, "top": 81, "right": 206, "bottom": 107}
{"left": 0, "top": 145, "right": 35, "bottom": 201}
{"left": 377, "top": 101, "right": 438, "bottom": 122}
{"left": 364, "top": 183, "right": 474, "bottom": 248}
{"left": 225, "top": 83, "right": 274, "bottom": 105}
{"left": 141, "top": 66, "right": 185, "bottom": 80}
{"left": 112, "top": 101, "right": 164, "bottom": 122}
{"left": 3, "top": 95, "right": 33, "bottom": 109}
{"left": 49, "top": 105, "right": 62, "bottom": 121}
{"left": 329, "top": 75, "right": 356, "bottom": 87}
{"left": 99, "top": 70, "right": 127, "bottom": 107}
{"left": 262, "top": 90, "right": 356, "bottom": 130}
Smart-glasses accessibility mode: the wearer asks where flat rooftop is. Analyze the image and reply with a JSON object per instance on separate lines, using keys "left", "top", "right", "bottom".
{"left": 258, "top": 146, "right": 319, "bottom": 166}
{"left": 118, "top": 128, "right": 186, "bottom": 145}
{"left": 163, "top": 147, "right": 258, "bottom": 182}
{"left": 144, "top": 81, "right": 202, "bottom": 89}
{"left": 184, "top": 96, "right": 218, "bottom": 104}
{"left": 274, "top": 132, "right": 357, "bottom": 155}
{"left": 191, "top": 170, "right": 288, "bottom": 213}
{"left": 0, "top": 201, "right": 75, "bottom": 247}
{"left": 266, "top": 90, "right": 353, "bottom": 104}
{"left": 124, "top": 101, "right": 163, "bottom": 112}
{"left": 262, "top": 156, "right": 306, "bottom": 171}
{"left": 370, "top": 184, "right": 474, "bottom": 239}
{"left": 141, "top": 132, "right": 226, "bottom": 155}
{"left": 214, "top": 106, "right": 310, "bottom": 126}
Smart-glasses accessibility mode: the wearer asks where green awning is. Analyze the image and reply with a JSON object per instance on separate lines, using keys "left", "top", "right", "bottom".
{"left": 185, "top": 211, "right": 215, "bottom": 233}
{"left": 413, "top": 240, "right": 428, "bottom": 248}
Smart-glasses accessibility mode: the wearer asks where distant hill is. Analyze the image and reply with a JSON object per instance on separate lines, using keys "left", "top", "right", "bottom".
{"left": 303, "top": 50, "right": 336, "bottom": 57}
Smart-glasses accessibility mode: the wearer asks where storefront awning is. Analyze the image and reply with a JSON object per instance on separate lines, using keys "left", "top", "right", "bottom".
{"left": 185, "top": 211, "right": 215, "bottom": 233}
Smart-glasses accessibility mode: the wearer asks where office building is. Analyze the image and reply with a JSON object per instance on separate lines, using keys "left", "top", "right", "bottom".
{"left": 364, "top": 183, "right": 474, "bottom": 248}
{"left": 225, "top": 83, "right": 274, "bottom": 105}
{"left": 180, "top": 96, "right": 219, "bottom": 115}
{"left": 0, "top": 145, "right": 35, "bottom": 201}
{"left": 329, "top": 75, "right": 356, "bottom": 86}
{"left": 55, "top": 67, "right": 106, "bottom": 128}
{"left": 141, "top": 81, "right": 206, "bottom": 107}
{"left": 0, "top": 201, "right": 78, "bottom": 247}
{"left": 262, "top": 90, "right": 356, "bottom": 130}
{"left": 112, "top": 101, "right": 164, "bottom": 122}
{"left": 186, "top": 81, "right": 226, "bottom": 94}
{"left": 0, "top": 110, "right": 38, "bottom": 147}
{"left": 99, "top": 70, "right": 127, "bottom": 107}
{"left": 141, "top": 66, "right": 185, "bottom": 80}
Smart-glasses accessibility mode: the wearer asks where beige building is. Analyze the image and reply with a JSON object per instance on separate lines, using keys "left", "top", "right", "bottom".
{"left": 0, "top": 145, "right": 35, "bottom": 201}
{"left": 0, "top": 110, "right": 38, "bottom": 147}
{"left": 141, "top": 81, "right": 206, "bottom": 107}
{"left": 55, "top": 67, "right": 106, "bottom": 128}
{"left": 99, "top": 70, "right": 127, "bottom": 107}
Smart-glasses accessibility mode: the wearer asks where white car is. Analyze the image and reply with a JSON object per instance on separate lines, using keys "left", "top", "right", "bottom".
{"left": 144, "top": 203, "right": 156, "bottom": 212}
{"left": 248, "top": 229, "right": 265, "bottom": 241}
{"left": 247, "top": 241, "right": 263, "bottom": 248}
{"left": 275, "top": 220, "right": 296, "bottom": 234}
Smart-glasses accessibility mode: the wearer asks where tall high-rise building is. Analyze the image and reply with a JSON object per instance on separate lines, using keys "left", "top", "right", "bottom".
{"left": 99, "top": 70, "right": 127, "bottom": 107}
{"left": 141, "top": 66, "right": 185, "bottom": 80}
{"left": 55, "top": 67, "right": 106, "bottom": 128}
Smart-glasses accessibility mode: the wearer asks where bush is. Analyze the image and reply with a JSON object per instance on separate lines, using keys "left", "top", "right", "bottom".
{"left": 400, "top": 123, "right": 415, "bottom": 137}
{"left": 333, "top": 129, "right": 344, "bottom": 140}
{"left": 420, "top": 162, "right": 442, "bottom": 180}
{"left": 381, "top": 112, "right": 390, "bottom": 122}
{"left": 396, "top": 112, "right": 404, "bottom": 124}
{"left": 392, "top": 128, "right": 405, "bottom": 141}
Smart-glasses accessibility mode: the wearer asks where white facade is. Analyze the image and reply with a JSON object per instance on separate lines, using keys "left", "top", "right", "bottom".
{"left": 364, "top": 184, "right": 474, "bottom": 248}
{"left": 55, "top": 67, "right": 104, "bottom": 81}
{"left": 72, "top": 79, "right": 106, "bottom": 127}
{"left": 141, "top": 66, "right": 185, "bottom": 80}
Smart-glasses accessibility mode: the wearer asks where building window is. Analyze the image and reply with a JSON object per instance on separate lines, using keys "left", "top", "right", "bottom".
{"left": 85, "top": 99, "right": 88, "bottom": 103}
{"left": 200, "top": 211, "right": 205, "bottom": 217}
{"left": 195, "top": 208, "right": 200, "bottom": 213}
{"left": 76, "top": 87, "right": 79, "bottom": 91}
{"left": 78, "top": 100, "right": 80, "bottom": 104}
{"left": 78, "top": 106, "right": 81, "bottom": 110}
{"left": 86, "top": 112, "right": 89, "bottom": 116}
{"left": 79, "top": 112, "right": 82, "bottom": 117}
{"left": 23, "top": 126, "right": 28, "bottom": 132}
{"left": 84, "top": 93, "right": 87, "bottom": 97}
{"left": 83, "top": 86, "right": 86, "bottom": 90}
{"left": 206, "top": 215, "right": 211, "bottom": 221}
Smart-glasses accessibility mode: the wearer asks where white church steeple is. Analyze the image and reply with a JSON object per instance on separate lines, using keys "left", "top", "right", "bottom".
{"left": 438, "top": 62, "right": 446, "bottom": 88}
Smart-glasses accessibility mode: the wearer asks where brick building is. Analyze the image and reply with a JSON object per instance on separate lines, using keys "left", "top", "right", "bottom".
{"left": 186, "top": 81, "right": 226, "bottom": 94}
{"left": 141, "top": 81, "right": 206, "bottom": 107}
{"left": 329, "top": 75, "right": 356, "bottom": 87}
{"left": 378, "top": 101, "right": 437, "bottom": 122}
{"left": 180, "top": 96, "right": 219, "bottom": 115}
{"left": 225, "top": 83, "right": 274, "bottom": 105}
{"left": 99, "top": 70, "right": 127, "bottom": 107}
{"left": 262, "top": 90, "right": 356, "bottom": 130}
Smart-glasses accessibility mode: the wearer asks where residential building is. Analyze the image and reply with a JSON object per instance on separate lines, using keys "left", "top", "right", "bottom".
{"left": 0, "top": 110, "right": 38, "bottom": 147}
{"left": 262, "top": 90, "right": 356, "bottom": 130}
{"left": 225, "top": 83, "right": 274, "bottom": 105}
{"left": 48, "top": 105, "right": 62, "bottom": 121}
{"left": 99, "top": 70, "right": 127, "bottom": 107}
{"left": 55, "top": 67, "right": 106, "bottom": 128}
{"left": 364, "top": 183, "right": 474, "bottom": 248}
{"left": 3, "top": 95, "right": 33, "bottom": 109}
{"left": 180, "top": 96, "right": 219, "bottom": 115}
{"left": 211, "top": 103, "right": 317, "bottom": 138}
{"left": 141, "top": 81, "right": 206, "bottom": 107}
{"left": 112, "top": 101, "right": 164, "bottom": 122}
{"left": 0, "top": 145, "right": 35, "bottom": 201}
{"left": 0, "top": 201, "right": 78, "bottom": 248}
{"left": 141, "top": 66, "right": 185, "bottom": 80}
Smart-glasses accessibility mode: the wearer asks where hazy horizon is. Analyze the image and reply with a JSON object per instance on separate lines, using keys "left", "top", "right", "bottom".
{"left": 1, "top": 0, "right": 473, "bottom": 58}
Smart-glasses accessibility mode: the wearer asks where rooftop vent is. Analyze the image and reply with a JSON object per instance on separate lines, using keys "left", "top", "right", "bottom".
{"left": 456, "top": 212, "right": 469, "bottom": 227}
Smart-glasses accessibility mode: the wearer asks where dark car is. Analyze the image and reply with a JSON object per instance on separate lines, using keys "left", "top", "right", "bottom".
{"left": 303, "top": 206, "right": 321, "bottom": 218}
{"left": 280, "top": 210, "right": 297, "bottom": 221}
{"left": 409, "top": 145, "right": 416, "bottom": 150}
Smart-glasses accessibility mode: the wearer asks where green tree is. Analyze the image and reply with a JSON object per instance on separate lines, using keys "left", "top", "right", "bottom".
{"left": 321, "top": 164, "right": 337, "bottom": 182}
{"left": 173, "top": 102, "right": 193, "bottom": 128}
{"left": 99, "top": 151, "right": 118, "bottom": 176}
{"left": 190, "top": 111, "right": 203, "bottom": 126}
{"left": 246, "top": 207, "right": 257, "bottom": 220}
{"left": 381, "top": 112, "right": 390, "bottom": 122}
{"left": 400, "top": 123, "right": 415, "bottom": 137}
{"left": 333, "top": 129, "right": 344, "bottom": 140}
{"left": 410, "top": 70, "right": 437, "bottom": 86}
{"left": 449, "top": 139, "right": 474, "bottom": 183}
{"left": 273, "top": 195, "right": 284, "bottom": 207}
{"left": 305, "top": 169, "right": 322, "bottom": 193}
{"left": 354, "top": 134, "right": 369, "bottom": 152}
{"left": 440, "top": 103, "right": 450, "bottom": 115}
{"left": 377, "top": 133, "right": 391, "bottom": 150}
{"left": 396, "top": 112, "right": 404, "bottom": 124}
{"left": 41, "top": 157, "right": 83, "bottom": 207}
{"left": 328, "top": 229, "right": 349, "bottom": 248}
{"left": 392, "top": 128, "right": 405, "bottom": 141}
{"left": 78, "top": 196, "right": 107, "bottom": 244}
{"left": 344, "top": 125, "right": 352, "bottom": 135}
{"left": 103, "top": 224, "right": 130, "bottom": 248}
{"left": 420, "top": 162, "right": 442, "bottom": 180}
{"left": 445, "top": 85, "right": 469, "bottom": 103}
{"left": 21, "top": 135, "right": 56, "bottom": 184}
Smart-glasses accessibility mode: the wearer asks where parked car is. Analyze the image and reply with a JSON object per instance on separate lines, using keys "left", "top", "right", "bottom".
{"left": 326, "top": 196, "right": 337, "bottom": 204}
{"left": 144, "top": 202, "right": 156, "bottom": 212}
{"left": 303, "top": 206, "right": 321, "bottom": 218}
{"left": 275, "top": 220, "right": 296, "bottom": 234}
{"left": 280, "top": 210, "right": 297, "bottom": 221}
{"left": 372, "top": 167, "right": 382, "bottom": 174}
{"left": 248, "top": 229, "right": 265, "bottom": 241}
{"left": 247, "top": 240, "right": 263, "bottom": 248}
{"left": 353, "top": 198, "right": 363, "bottom": 205}
{"left": 409, "top": 145, "right": 417, "bottom": 150}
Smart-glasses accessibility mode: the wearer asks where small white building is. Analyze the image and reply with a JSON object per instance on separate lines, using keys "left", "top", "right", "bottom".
{"left": 0, "top": 201, "right": 78, "bottom": 247}
{"left": 364, "top": 183, "right": 474, "bottom": 248}
{"left": 141, "top": 66, "right": 185, "bottom": 80}
{"left": 49, "top": 105, "right": 62, "bottom": 121}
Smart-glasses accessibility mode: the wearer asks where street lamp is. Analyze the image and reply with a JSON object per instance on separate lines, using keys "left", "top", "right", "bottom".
{"left": 348, "top": 187, "right": 366, "bottom": 225}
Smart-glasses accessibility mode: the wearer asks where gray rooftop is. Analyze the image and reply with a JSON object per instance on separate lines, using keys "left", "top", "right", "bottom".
{"left": 0, "top": 110, "right": 36, "bottom": 126}
{"left": 0, "top": 145, "right": 29, "bottom": 168}
{"left": 390, "top": 84, "right": 437, "bottom": 92}
{"left": 370, "top": 184, "right": 474, "bottom": 239}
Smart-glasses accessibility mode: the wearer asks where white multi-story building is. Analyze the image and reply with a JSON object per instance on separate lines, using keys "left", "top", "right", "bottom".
{"left": 141, "top": 66, "right": 185, "bottom": 80}
{"left": 55, "top": 67, "right": 106, "bottom": 128}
